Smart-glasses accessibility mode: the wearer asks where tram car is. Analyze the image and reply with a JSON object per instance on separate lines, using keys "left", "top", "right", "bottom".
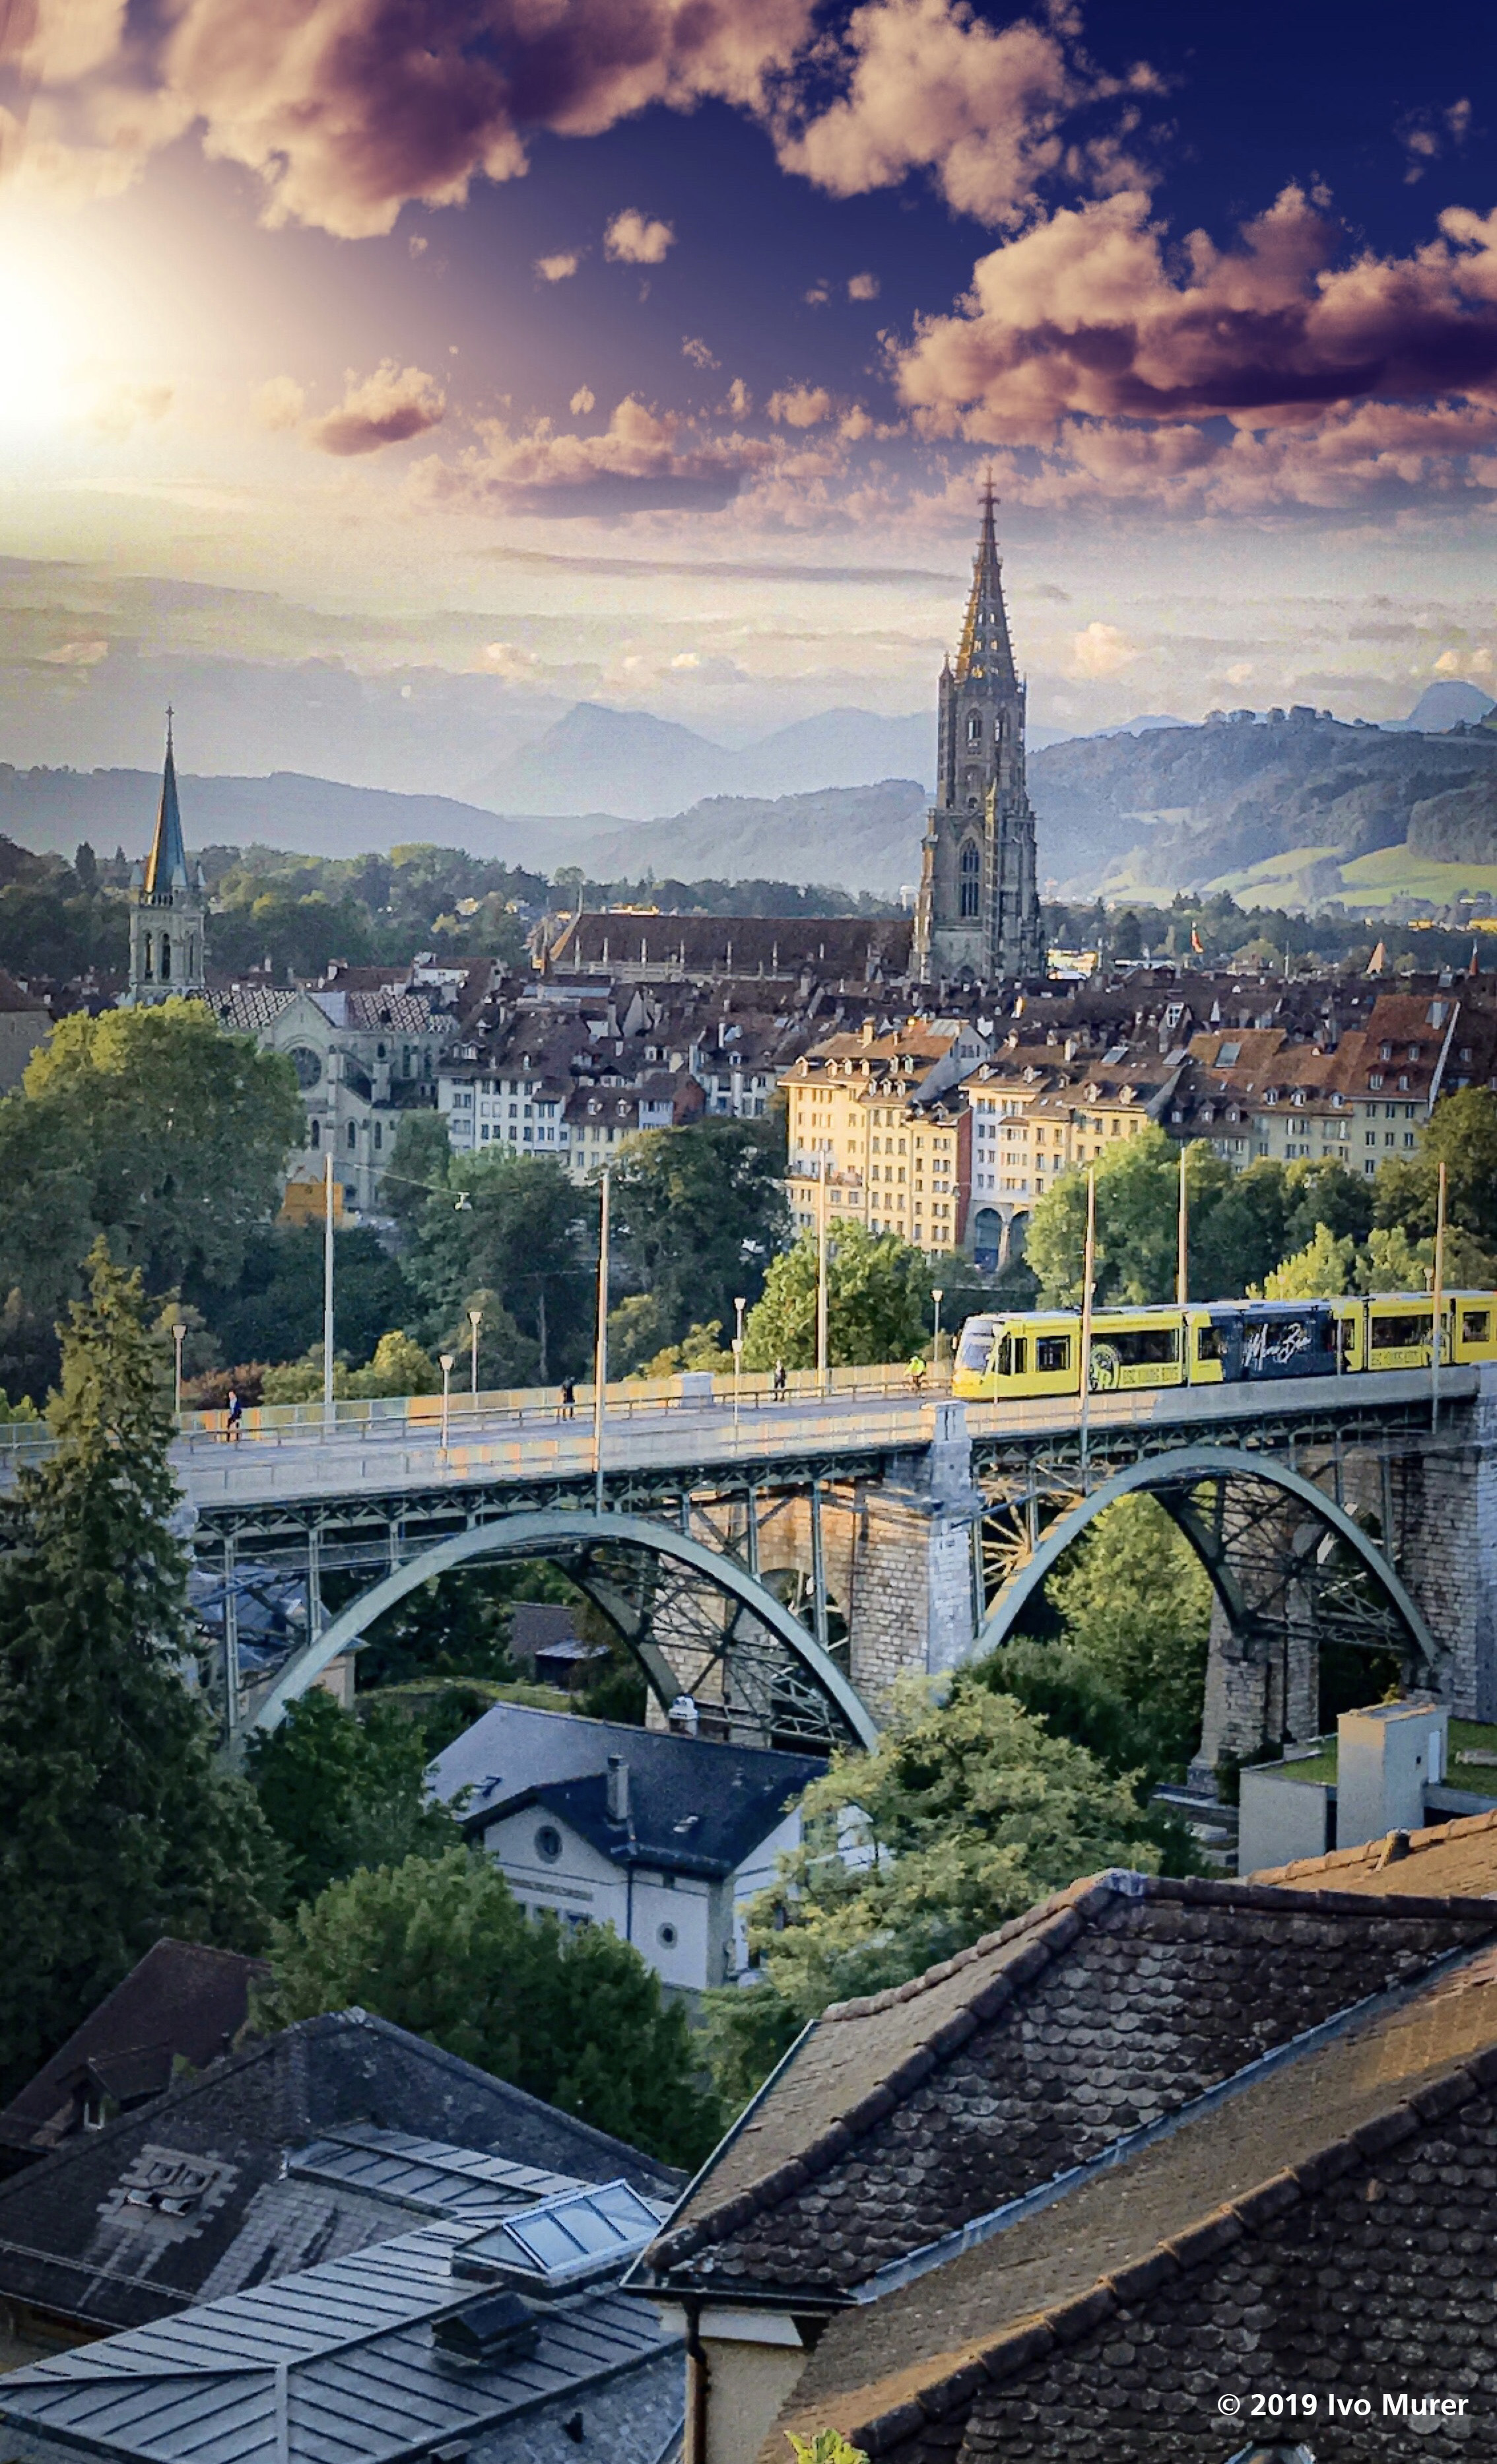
{"left": 951, "top": 1291, "right": 1497, "bottom": 1401}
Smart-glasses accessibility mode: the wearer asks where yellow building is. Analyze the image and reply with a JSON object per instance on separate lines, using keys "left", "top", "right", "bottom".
{"left": 783, "top": 1016, "right": 988, "bottom": 1254}
{"left": 966, "top": 1046, "right": 1181, "bottom": 1266}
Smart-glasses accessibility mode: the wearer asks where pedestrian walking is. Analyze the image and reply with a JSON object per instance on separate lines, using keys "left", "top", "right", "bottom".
{"left": 559, "top": 1377, "right": 576, "bottom": 1420}
{"left": 225, "top": 1384, "right": 244, "bottom": 1443}
{"left": 773, "top": 1359, "right": 787, "bottom": 1401}
{"left": 908, "top": 1353, "right": 926, "bottom": 1393}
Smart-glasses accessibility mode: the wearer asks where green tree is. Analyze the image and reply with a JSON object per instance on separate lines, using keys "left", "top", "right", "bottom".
{"left": 408, "top": 1151, "right": 591, "bottom": 1380}
{"left": 247, "top": 1690, "right": 453, "bottom": 1905}
{"left": 1261, "top": 1223, "right": 1357, "bottom": 1299}
{"left": 1373, "top": 1089, "right": 1497, "bottom": 1247}
{"left": 436, "top": 1289, "right": 540, "bottom": 1390}
{"left": 1281, "top": 1159, "right": 1374, "bottom": 1254}
{"left": 1027, "top": 1129, "right": 1229, "bottom": 1307}
{"left": 383, "top": 1111, "right": 455, "bottom": 1233}
{"left": 199, "top": 1225, "right": 416, "bottom": 1375}
{"left": 609, "top": 1120, "right": 789, "bottom": 1350}
{"left": 0, "top": 1002, "right": 302, "bottom": 1328}
{"left": 1186, "top": 1157, "right": 1291, "bottom": 1301}
{"left": 1041, "top": 1494, "right": 1214, "bottom": 1771}
{"left": 717, "top": 1679, "right": 1163, "bottom": 2043}
{"left": 742, "top": 1224, "right": 929, "bottom": 1369}
{"left": 0, "top": 1246, "right": 277, "bottom": 2101}
{"left": 263, "top": 1847, "right": 722, "bottom": 2168}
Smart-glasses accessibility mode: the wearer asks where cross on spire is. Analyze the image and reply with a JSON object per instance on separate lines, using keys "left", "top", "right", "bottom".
{"left": 953, "top": 471, "right": 1016, "bottom": 689}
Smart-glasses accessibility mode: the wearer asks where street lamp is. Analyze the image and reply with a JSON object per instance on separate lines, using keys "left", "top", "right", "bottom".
{"left": 468, "top": 1306, "right": 482, "bottom": 1401}
{"left": 172, "top": 1318, "right": 186, "bottom": 1418}
{"left": 733, "top": 1295, "right": 747, "bottom": 1428}
{"left": 932, "top": 1286, "right": 945, "bottom": 1379}
{"left": 439, "top": 1353, "right": 455, "bottom": 1453}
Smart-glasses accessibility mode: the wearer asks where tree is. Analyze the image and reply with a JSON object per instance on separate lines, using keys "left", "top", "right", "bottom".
{"left": 609, "top": 1120, "right": 789, "bottom": 1351}
{"left": 0, "top": 1245, "right": 276, "bottom": 2102}
{"left": 1041, "top": 1493, "right": 1214, "bottom": 1772}
{"left": 1026, "top": 1130, "right": 1232, "bottom": 1307}
{"left": 435, "top": 1289, "right": 540, "bottom": 1390}
{"left": 742, "top": 1224, "right": 929, "bottom": 1369}
{"left": 1262, "top": 1223, "right": 1357, "bottom": 1299}
{"left": 1281, "top": 1159, "right": 1374, "bottom": 1254}
{"left": 0, "top": 1002, "right": 303, "bottom": 1333}
{"left": 1373, "top": 1089, "right": 1497, "bottom": 1249}
{"left": 246, "top": 1690, "right": 453, "bottom": 1907}
{"left": 383, "top": 1111, "right": 455, "bottom": 1233}
{"left": 407, "top": 1151, "right": 592, "bottom": 1380}
{"left": 1185, "top": 1157, "right": 1291, "bottom": 1301}
{"left": 199, "top": 1225, "right": 416, "bottom": 1375}
{"left": 263, "top": 1847, "right": 723, "bottom": 2168}
{"left": 719, "top": 1679, "right": 1164, "bottom": 2036}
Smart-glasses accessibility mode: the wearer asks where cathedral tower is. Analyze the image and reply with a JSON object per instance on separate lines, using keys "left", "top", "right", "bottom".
{"left": 127, "top": 712, "right": 207, "bottom": 1006}
{"left": 913, "top": 483, "right": 1046, "bottom": 983}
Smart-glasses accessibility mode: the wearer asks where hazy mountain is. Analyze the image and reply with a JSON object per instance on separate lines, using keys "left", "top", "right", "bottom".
{"left": 1385, "top": 679, "right": 1497, "bottom": 733}
{"left": 469, "top": 701, "right": 936, "bottom": 818}
{"left": 575, "top": 777, "right": 930, "bottom": 895}
{"left": 0, "top": 767, "right": 606, "bottom": 866}
{"left": 1027, "top": 711, "right": 1497, "bottom": 897}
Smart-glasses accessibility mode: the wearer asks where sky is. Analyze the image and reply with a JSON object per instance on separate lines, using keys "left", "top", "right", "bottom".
{"left": 1, "top": 0, "right": 1496, "bottom": 767}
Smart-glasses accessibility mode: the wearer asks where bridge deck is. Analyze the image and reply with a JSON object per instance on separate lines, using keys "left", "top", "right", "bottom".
{"left": 162, "top": 1364, "right": 1474, "bottom": 1513}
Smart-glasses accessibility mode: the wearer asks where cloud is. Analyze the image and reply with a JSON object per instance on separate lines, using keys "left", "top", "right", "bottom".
{"left": 772, "top": 0, "right": 1131, "bottom": 228}
{"left": 768, "top": 384, "right": 834, "bottom": 427}
{"left": 725, "top": 376, "right": 751, "bottom": 417}
{"left": 804, "top": 280, "right": 830, "bottom": 306}
{"left": 255, "top": 374, "right": 306, "bottom": 431}
{"left": 1068, "top": 619, "right": 1137, "bottom": 679}
{"left": 892, "top": 188, "right": 1497, "bottom": 445}
{"left": 1399, "top": 97, "right": 1471, "bottom": 184}
{"left": 848, "top": 271, "right": 880, "bottom": 300}
{"left": 308, "top": 360, "right": 445, "bottom": 456}
{"left": 408, "top": 233, "right": 428, "bottom": 257}
{"left": 415, "top": 394, "right": 763, "bottom": 516}
{"left": 1434, "top": 644, "right": 1495, "bottom": 679}
{"left": 839, "top": 404, "right": 874, "bottom": 440}
{"left": 482, "top": 639, "right": 543, "bottom": 677}
{"left": 86, "top": 379, "right": 172, "bottom": 434}
{"left": 4, "top": 0, "right": 815, "bottom": 234}
{"left": 603, "top": 207, "right": 674, "bottom": 265}
{"left": 569, "top": 384, "right": 596, "bottom": 415}
{"left": 682, "top": 335, "right": 719, "bottom": 368}
{"left": 535, "top": 250, "right": 580, "bottom": 281}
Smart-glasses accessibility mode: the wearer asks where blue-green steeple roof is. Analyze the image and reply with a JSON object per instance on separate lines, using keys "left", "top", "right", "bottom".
{"left": 143, "top": 709, "right": 187, "bottom": 893}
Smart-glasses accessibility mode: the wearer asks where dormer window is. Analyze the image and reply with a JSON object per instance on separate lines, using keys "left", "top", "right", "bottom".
{"left": 1380, "top": 1042, "right": 1393, "bottom": 1061}
{"left": 1369, "top": 1072, "right": 1383, "bottom": 1090}
{"left": 1397, "top": 1074, "right": 1410, "bottom": 1090}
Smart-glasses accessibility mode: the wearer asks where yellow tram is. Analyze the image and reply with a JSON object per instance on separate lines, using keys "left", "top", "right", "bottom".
{"left": 951, "top": 1293, "right": 1497, "bottom": 1402}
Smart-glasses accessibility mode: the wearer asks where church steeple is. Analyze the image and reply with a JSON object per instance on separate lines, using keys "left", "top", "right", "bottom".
{"left": 143, "top": 708, "right": 188, "bottom": 893}
{"left": 125, "top": 709, "right": 207, "bottom": 1008}
{"left": 952, "top": 473, "right": 1016, "bottom": 691}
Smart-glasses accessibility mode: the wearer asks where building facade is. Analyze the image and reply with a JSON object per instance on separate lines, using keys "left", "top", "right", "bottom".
{"left": 783, "top": 1015, "right": 989, "bottom": 1252}
{"left": 125, "top": 717, "right": 207, "bottom": 1008}
{"left": 913, "top": 483, "right": 1047, "bottom": 986}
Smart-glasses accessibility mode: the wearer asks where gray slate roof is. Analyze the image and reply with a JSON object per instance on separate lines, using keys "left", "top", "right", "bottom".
{"left": 0, "top": 2217, "right": 682, "bottom": 2464}
{"left": 430, "top": 1704, "right": 822, "bottom": 1880}
{"left": 0, "top": 2011, "right": 681, "bottom": 2336}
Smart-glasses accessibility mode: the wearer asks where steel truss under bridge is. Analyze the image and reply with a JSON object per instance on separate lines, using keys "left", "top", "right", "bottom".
{"left": 241, "top": 1507, "right": 878, "bottom": 1757}
{"left": 968, "top": 1439, "right": 1438, "bottom": 1688}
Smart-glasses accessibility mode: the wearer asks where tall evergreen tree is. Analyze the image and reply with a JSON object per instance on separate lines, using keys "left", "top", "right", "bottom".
{"left": 0, "top": 1245, "right": 277, "bottom": 2102}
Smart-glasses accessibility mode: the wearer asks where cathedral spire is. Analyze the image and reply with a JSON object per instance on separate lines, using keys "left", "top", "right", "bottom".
{"left": 952, "top": 471, "right": 1016, "bottom": 691}
{"left": 143, "top": 707, "right": 188, "bottom": 894}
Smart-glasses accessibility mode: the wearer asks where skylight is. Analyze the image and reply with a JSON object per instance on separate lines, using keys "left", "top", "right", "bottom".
{"left": 459, "top": 2179, "right": 663, "bottom": 2287}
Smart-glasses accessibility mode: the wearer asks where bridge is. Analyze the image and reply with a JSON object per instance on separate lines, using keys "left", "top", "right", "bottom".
{"left": 82, "top": 1357, "right": 1496, "bottom": 1771}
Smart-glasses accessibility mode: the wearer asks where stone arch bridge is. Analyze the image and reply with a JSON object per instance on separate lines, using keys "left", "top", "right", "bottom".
{"left": 166, "top": 1367, "right": 1497, "bottom": 1769}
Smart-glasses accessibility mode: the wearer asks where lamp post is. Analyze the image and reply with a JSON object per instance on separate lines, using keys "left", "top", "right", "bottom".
{"left": 1078, "top": 1167, "right": 1097, "bottom": 1470}
{"left": 468, "top": 1306, "right": 482, "bottom": 1401}
{"left": 439, "top": 1352, "right": 455, "bottom": 1453}
{"left": 322, "top": 1151, "right": 336, "bottom": 1430}
{"left": 932, "top": 1286, "right": 944, "bottom": 1381}
{"left": 593, "top": 1169, "right": 611, "bottom": 1515}
{"left": 816, "top": 1159, "right": 830, "bottom": 1400}
{"left": 172, "top": 1318, "right": 186, "bottom": 1419}
{"left": 733, "top": 1295, "right": 747, "bottom": 1429}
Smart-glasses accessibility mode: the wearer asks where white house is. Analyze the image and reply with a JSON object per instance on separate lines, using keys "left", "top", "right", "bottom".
{"left": 427, "top": 1703, "right": 825, "bottom": 2000}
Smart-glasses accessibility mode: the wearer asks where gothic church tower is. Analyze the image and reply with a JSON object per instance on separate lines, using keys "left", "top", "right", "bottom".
{"left": 913, "top": 483, "right": 1046, "bottom": 983}
{"left": 126, "top": 713, "right": 207, "bottom": 1006}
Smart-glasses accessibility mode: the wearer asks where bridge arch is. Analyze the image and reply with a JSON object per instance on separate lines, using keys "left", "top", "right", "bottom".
{"left": 969, "top": 1443, "right": 1438, "bottom": 1685}
{"left": 247, "top": 1507, "right": 879, "bottom": 1754}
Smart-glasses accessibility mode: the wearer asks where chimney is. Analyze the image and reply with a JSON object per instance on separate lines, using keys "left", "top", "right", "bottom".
{"left": 605, "top": 1753, "right": 630, "bottom": 1825}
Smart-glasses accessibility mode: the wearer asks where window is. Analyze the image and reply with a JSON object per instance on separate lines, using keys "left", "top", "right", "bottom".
{"left": 347, "top": 1122, "right": 357, "bottom": 1150}
{"left": 959, "top": 839, "right": 981, "bottom": 919}
{"left": 1463, "top": 1310, "right": 1491, "bottom": 1343}
{"left": 535, "top": 1824, "right": 563, "bottom": 1863}
{"left": 996, "top": 1334, "right": 1028, "bottom": 1376}
{"left": 966, "top": 712, "right": 981, "bottom": 743}
{"left": 657, "top": 1922, "right": 679, "bottom": 1949}
{"left": 310, "top": 1120, "right": 319, "bottom": 1147}
{"left": 1036, "top": 1335, "right": 1070, "bottom": 1373}
{"left": 1370, "top": 1311, "right": 1428, "bottom": 1350}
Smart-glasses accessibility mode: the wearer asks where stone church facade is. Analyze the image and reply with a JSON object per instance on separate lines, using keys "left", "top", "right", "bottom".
{"left": 913, "top": 485, "right": 1047, "bottom": 985}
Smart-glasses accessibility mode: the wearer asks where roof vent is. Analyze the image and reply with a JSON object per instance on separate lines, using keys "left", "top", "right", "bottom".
{"left": 606, "top": 1754, "right": 630, "bottom": 1824}
{"left": 433, "top": 2290, "right": 540, "bottom": 2365}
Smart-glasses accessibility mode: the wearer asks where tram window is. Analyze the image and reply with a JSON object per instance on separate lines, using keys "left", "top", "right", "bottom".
{"left": 1106, "top": 1326, "right": 1178, "bottom": 1366}
{"left": 1371, "top": 1313, "right": 1426, "bottom": 1349}
{"left": 1035, "top": 1336, "right": 1071, "bottom": 1373}
{"left": 996, "top": 1336, "right": 1028, "bottom": 1375}
{"left": 1197, "top": 1324, "right": 1226, "bottom": 1361}
{"left": 957, "top": 1325, "right": 994, "bottom": 1371}
{"left": 1463, "top": 1309, "right": 1491, "bottom": 1343}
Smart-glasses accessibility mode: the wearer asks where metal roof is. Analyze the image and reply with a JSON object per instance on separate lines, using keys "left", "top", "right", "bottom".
{"left": 0, "top": 2220, "right": 681, "bottom": 2464}
{"left": 288, "top": 2126, "right": 586, "bottom": 2222}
